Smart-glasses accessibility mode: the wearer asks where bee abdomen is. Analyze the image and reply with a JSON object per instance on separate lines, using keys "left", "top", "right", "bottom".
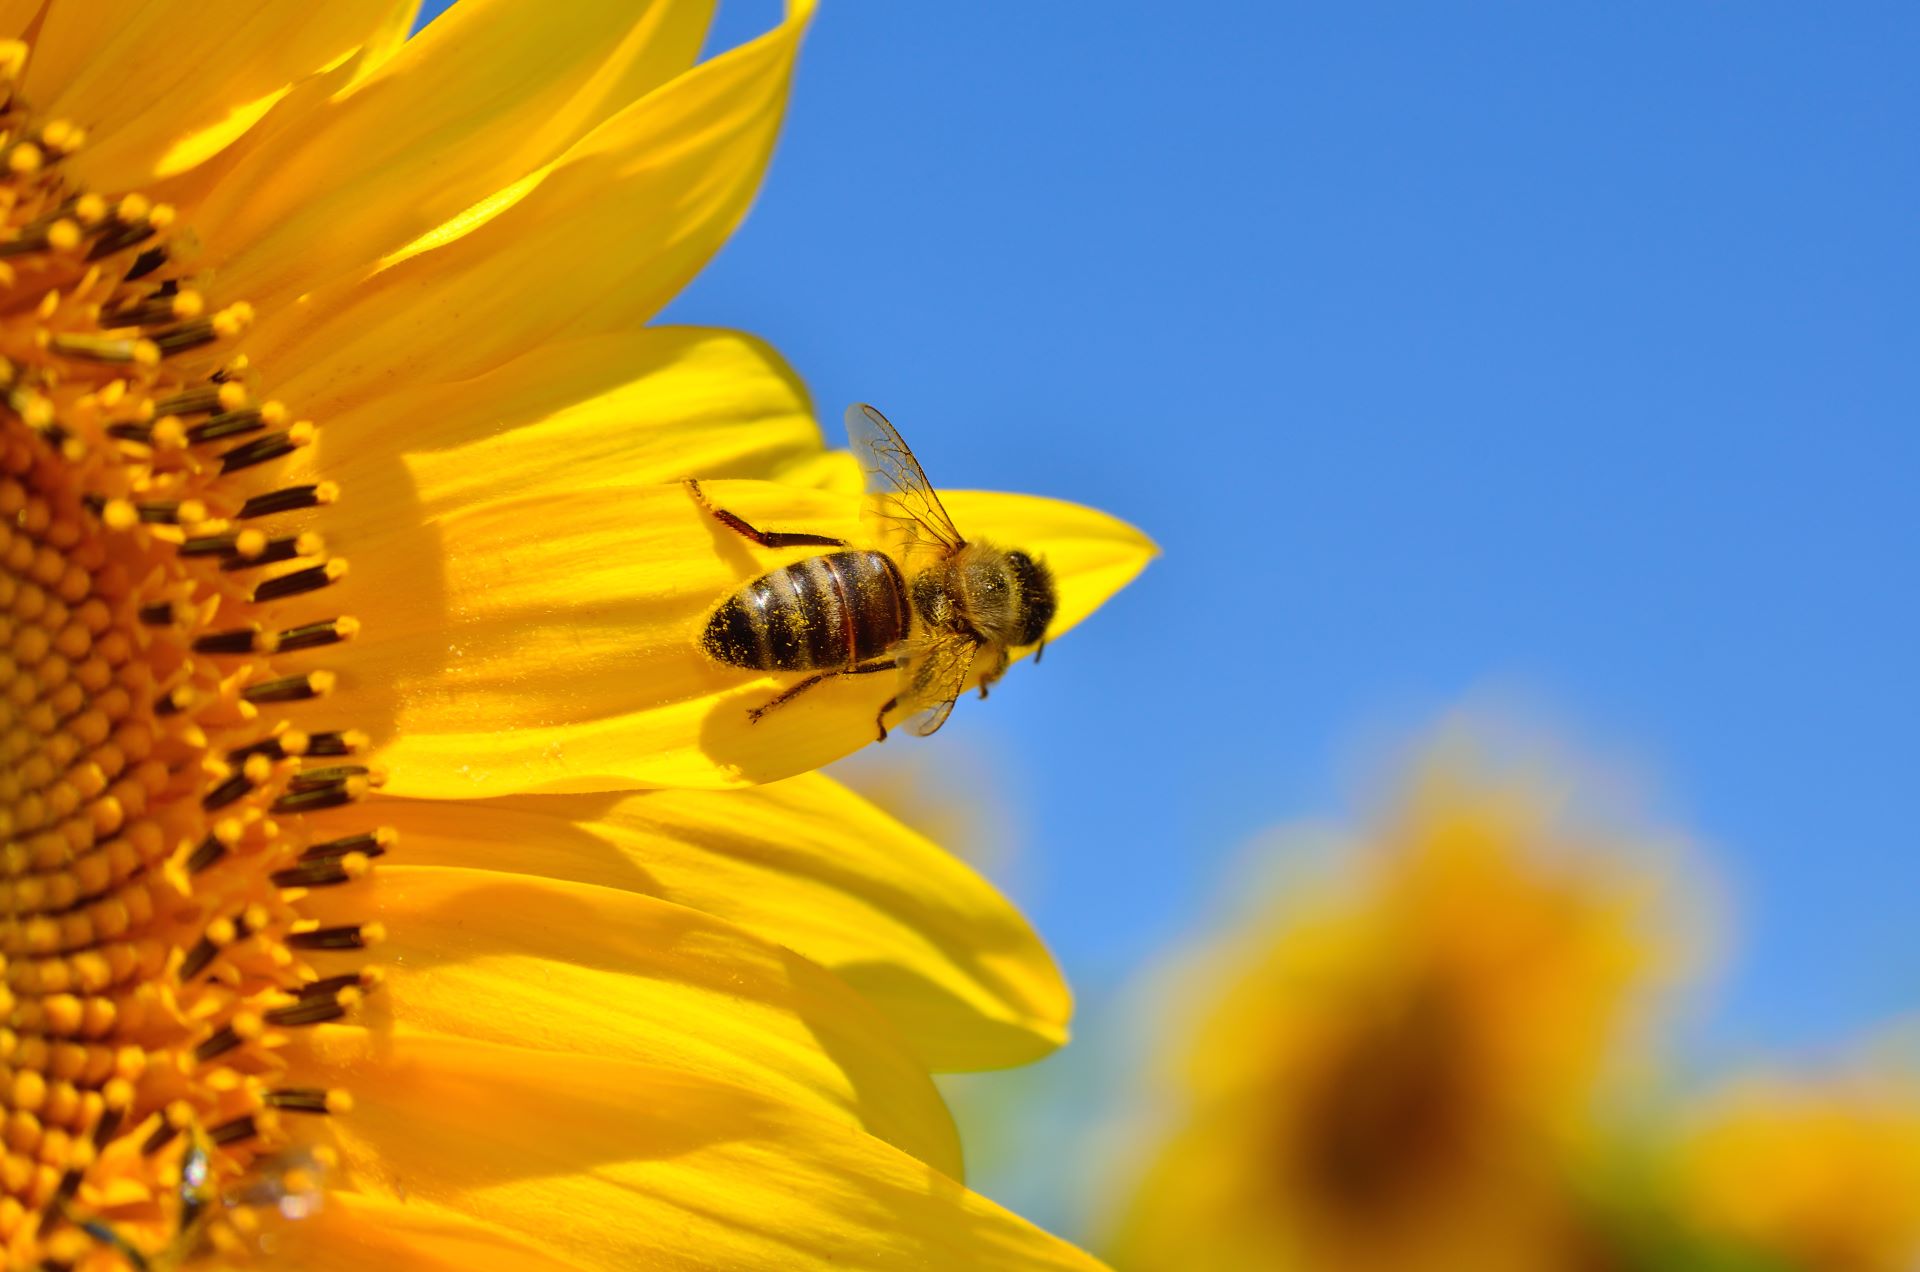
{"left": 703, "top": 550, "right": 908, "bottom": 672}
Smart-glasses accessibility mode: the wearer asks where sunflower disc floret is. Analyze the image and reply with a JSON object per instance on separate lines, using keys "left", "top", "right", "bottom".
{"left": 0, "top": 42, "right": 378, "bottom": 1269}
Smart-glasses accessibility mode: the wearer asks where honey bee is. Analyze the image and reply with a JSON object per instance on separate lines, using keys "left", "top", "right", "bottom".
{"left": 691, "top": 403, "right": 1057, "bottom": 741}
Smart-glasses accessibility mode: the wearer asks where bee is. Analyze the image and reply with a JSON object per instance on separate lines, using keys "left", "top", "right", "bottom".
{"left": 691, "top": 403, "right": 1058, "bottom": 741}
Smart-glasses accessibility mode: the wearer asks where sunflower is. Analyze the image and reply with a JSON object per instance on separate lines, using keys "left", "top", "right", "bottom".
{"left": 1108, "top": 742, "right": 1684, "bottom": 1272}
{"left": 0, "top": 2, "right": 1152, "bottom": 1268}
{"left": 1669, "top": 1065, "right": 1920, "bottom": 1272}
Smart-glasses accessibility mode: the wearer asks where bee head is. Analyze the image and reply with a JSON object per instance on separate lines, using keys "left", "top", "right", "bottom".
{"left": 1004, "top": 550, "right": 1056, "bottom": 648}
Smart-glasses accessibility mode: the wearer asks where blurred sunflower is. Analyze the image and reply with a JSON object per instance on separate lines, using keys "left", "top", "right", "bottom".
{"left": 1667, "top": 1064, "right": 1920, "bottom": 1272}
{"left": 0, "top": 2, "right": 1151, "bottom": 1268}
{"left": 1108, "top": 741, "right": 1687, "bottom": 1272}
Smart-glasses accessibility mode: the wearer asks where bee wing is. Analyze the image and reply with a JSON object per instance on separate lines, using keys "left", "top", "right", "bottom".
{"left": 227, "top": 1144, "right": 330, "bottom": 1219}
{"left": 897, "top": 630, "right": 978, "bottom": 737}
{"left": 846, "top": 403, "right": 966, "bottom": 558}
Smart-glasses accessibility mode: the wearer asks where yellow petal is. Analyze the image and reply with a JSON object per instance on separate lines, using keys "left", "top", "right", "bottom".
{"left": 193, "top": 0, "right": 716, "bottom": 310}
{"left": 260, "top": 325, "right": 825, "bottom": 528}
{"left": 354, "top": 1, "right": 420, "bottom": 81}
{"left": 781, "top": 447, "right": 867, "bottom": 495}
{"left": 0, "top": 3, "right": 41, "bottom": 38}
{"left": 334, "top": 773, "right": 1070, "bottom": 1071}
{"left": 295, "top": 1028, "right": 1108, "bottom": 1272}
{"left": 29, "top": 0, "right": 417, "bottom": 189}
{"left": 277, "top": 1196, "right": 582, "bottom": 1272}
{"left": 301, "top": 864, "right": 962, "bottom": 1176}
{"left": 249, "top": 0, "right": 813, "bottom": 419}
{"left": 274, "top": 481, "right": 1153, "bottom": 792}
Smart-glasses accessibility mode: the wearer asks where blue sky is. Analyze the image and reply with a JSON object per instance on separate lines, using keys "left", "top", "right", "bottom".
{"left": 420, "top": 0, "right": 1917, "bottom": 1222}
{"left": 653, "top": 0, "right": 1919, "bottom": 1048}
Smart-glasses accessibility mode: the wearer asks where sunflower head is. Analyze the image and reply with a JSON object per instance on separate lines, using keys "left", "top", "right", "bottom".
{"left": 1111, "top": 741, "right": 1690, "bottom": 1272}
{"left": 0, "top": 3, "right": 1159, "bottom": 1266}
{"left": 1672, "top": 1068, "right": 1920, "bottom": 1272}
{"left": 0, "top": 43, "right": 382, "bottom": 1267}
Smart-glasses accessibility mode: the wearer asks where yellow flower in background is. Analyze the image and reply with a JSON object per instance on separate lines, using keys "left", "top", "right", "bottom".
{"left": 1672, "top": 1067, "right": 1920, "bottom": 1272}
{"left": 1109, "top": 742, "right": 1685, "bottom": 1272}
{"left": 0, "top": 2, "right": 1149, "bottom": 1268}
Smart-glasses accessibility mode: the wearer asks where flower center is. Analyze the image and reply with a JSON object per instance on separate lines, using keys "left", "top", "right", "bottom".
{"left": 0, "top": 43, "right": 378, "bottom": 1269}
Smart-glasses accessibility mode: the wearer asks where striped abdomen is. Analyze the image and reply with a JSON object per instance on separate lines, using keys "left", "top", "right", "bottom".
{"left": 703, "top": 550, "right": 909, "bottom": 672}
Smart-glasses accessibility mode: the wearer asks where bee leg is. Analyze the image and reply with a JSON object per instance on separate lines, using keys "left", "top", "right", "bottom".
{"left": 747, "top": 673, "right": 830, "bottom": 723}
{"left": 748, "top": 659, "right": 896, "bottom": 724}
{"left": 686, "top": 479, "right": 847, "bottom": 549}
{"left": 875, "top": 696, "right": 898, "bottom": 743}
{"left": 976, "top": 650, "right": 1011, "bottom": 700}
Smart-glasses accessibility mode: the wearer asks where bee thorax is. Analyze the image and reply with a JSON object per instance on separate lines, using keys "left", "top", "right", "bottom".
{"left": 910, "top": 567, "right": 964, "bottom": 633}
